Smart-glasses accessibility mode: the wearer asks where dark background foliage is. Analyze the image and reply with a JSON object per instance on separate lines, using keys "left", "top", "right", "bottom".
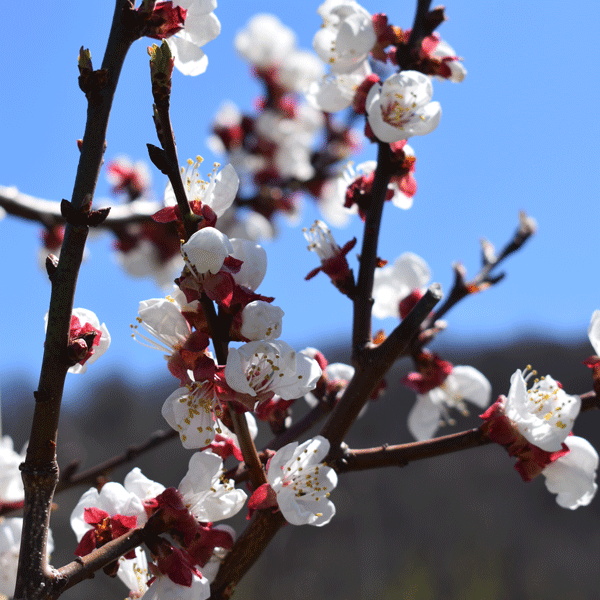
{"left": 3, "top": 333, "right": 599, "bottom": 600}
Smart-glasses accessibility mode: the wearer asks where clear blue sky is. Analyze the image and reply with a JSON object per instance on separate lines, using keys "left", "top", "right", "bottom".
{"left": 1, "top": 1, "right": 599, "bottom": 403}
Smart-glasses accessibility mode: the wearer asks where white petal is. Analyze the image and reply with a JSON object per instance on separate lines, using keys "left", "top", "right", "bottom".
{"left": 229, "top": 239, "right": 267, "bottom": 290}
{"left": 124, "top": 468, "right": 165, "bottom": 501}
{"left": 181, "top": 8, "right": 220, "bottom": 47}
{"left": 588, "top": 310, "right": 600, "bottom": 355}
{"left": 168, "top": 37, "right": 208, "bottom": 76}
{"left": 543, "top": 436, "right": 599, "bottom": 509}
{"left": 182, "top": 228, "right": 233, "bottom": 275}
{"left": 407, "top": 393, "right": 442, "bottom": 441}
{"left": 450, "top": 365, "right": 492, "bottom": 408}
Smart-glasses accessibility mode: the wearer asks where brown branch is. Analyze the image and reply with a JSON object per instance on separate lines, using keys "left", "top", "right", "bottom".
{"left": 337, "top": 428, "right": 488, "bottom": 473}
{"left": 210, "top": 510, "right": 287, "bottom": 600}
{"left": 338, "top": 389, "right": 600, "bottom": 473}
{"left": 14, "top": 2, "right": 142, "bottom": 598}
{"left": 321, "top": 285, "right": 442, "bottom": 455}
{"left": 352, "top": 142, "right": 393, "bottom": 359}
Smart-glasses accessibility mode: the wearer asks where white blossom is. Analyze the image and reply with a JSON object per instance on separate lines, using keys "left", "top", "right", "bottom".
{"left": 267, "top": 436, "right": 337, "bottom": 526}
{"left": 162, "top": 380, "right": 223, "bottom": 448}
{"left": 240, "top": 300, "right": 284, "bottom": 341}
{"left": 131, "top": 292, "right": 191, "bottom": 355}
{"left": 313, "top": 0, "right": 376, "bottom": 74}
{"left": 366, "top": 71, "right": 441, "bottom": 143}
{"left": 504, "top": 368, "right": 581, "bottom": 452}
{"left": 181, "top": 227, "right": 233, "bottom": 276}
{"left": 178, "top": 451, "right": 247, "bottom": 522}
{"left": 167, "top": 0, "right": 221, "bottom": 76}
{"left": 225, "top": 340, "right": 322, "bottom": 401}
{"left": 408, "top": 366, "right": 492, "bottom": 440}
{"left": 229, "top": 239, "right": 268, "bottom": 290}
{"left": 372, "top": 253, "right": 431, "bottom": 319}
{"left": 166, "top": 159, "right": 239, "bottom": 219}
{"left": 70, "top": 483, "right": 147, "bottom": 542}
{"left": 542, "top": 435, "right": 599, "bottom": 509}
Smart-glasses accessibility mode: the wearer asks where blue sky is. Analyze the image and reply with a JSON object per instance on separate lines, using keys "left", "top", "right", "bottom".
{"left": 0, "top": 1, "right": 599, "bottom": 402}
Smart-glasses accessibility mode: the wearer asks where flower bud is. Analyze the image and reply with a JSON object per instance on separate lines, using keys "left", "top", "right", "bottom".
{"left": 182, "top": 228, "right": 233, "bottom": 276}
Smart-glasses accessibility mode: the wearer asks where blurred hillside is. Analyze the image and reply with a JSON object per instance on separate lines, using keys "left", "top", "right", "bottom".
{"left": 2, "top": 333, "right": 599, "bottom": 600}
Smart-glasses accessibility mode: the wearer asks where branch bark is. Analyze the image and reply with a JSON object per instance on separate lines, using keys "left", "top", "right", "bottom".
{"left": 14, "top": 2, "right": 141, "bottom": 598}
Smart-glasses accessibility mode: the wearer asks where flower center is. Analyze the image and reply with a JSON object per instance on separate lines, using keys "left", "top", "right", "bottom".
{"left": 380, "top": 93, "right": 420, "bottom": 130}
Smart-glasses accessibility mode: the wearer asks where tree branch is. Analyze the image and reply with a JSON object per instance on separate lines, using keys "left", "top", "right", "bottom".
{"left": 14, "top": 2, "right": 141, "bottom": 598}
{"left": 352, "top": 142, "right": 393, "bottom": 359}
{"left": 321, "top": 285, "right": 442, "bottom": 454}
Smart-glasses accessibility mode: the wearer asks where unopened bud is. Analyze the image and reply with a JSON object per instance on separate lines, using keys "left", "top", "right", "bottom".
{"left": 148, "top": 41, "right": 174, "bottom": 106}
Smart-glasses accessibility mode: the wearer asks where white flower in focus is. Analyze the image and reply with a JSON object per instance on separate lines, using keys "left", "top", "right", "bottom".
{"left": 267, "top": 436, "right": 337, "bottom": 526}
{"left": 178, "top": 451, "right": 247, "bottom": 522}
{"left": 162, "top": 381, "right": 223, "bottom": 448}
{"left": 0, "top": 518, "right": 54, "bottom": 597}
{"left": 588, "top": 310, "right": 600, "bottom": 355}
{"left": 504, "top": 368, "right": 581, "bottom": 452}
{"left": 366, "top": 71, "right": 441, "bottom": 143}
{"left": 123, "top": 468, "right": 167, "bottom": 503}
{"left": 542, "top": 435, "right": 599, "bottom": 509}
{"left": 166, "top": 159, "right": 239, "bottom": 219}
{"left": 131, "top": 293, "right": 191, "bottom": 355}
{"left": 372, "top": 253, "right": 431, "bottom": 319}
{"left": 229, "top": 238, "right": 268, "bottom": 290}
{"left": 240, "top": 301, "right": 284, "bottom": 341}
{"left": 234, "top": 14, "right": 296, "bottom": 68}
{"left": 0, "top": 437, "right": 25, "bottom": 503}
{"left": 313, "top": 0, "right": 376, "bottom": 74}
{"left": 70, "top": 482, "right": 147, "bottom": 542}
{"left": 167, "top": 0, "right": 221, "bottom": 76}
{"left": 225, "top": 340, "right": 322, "bottom": 401}
{"left": 408, "top": 366, "right": 492, "bottom": 441}
{"left": 182, "top": 228, "right": 233, "bottom": 276}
